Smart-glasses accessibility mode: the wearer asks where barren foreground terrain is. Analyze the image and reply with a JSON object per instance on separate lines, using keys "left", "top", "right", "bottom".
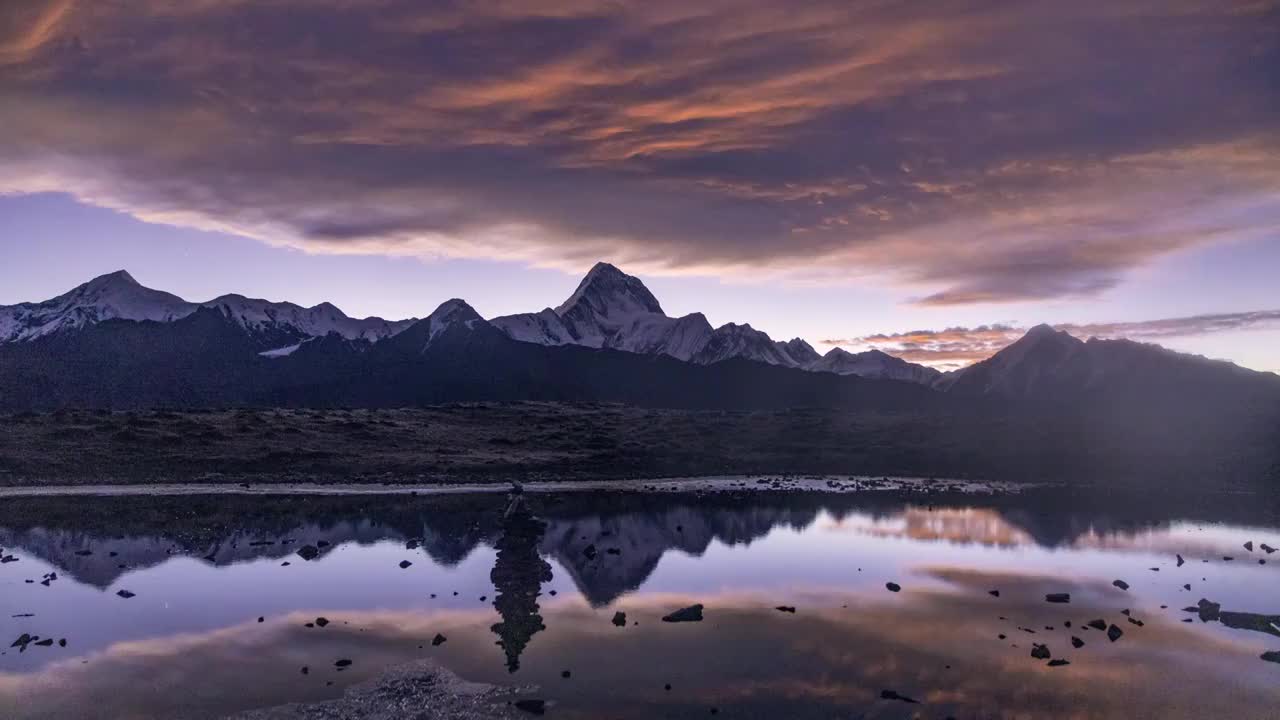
{"left": 1, "top": 402, "right": 1273, "bottom": 488}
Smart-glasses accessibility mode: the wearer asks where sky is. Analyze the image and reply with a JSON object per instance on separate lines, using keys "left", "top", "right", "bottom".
{"left": 1, "top": 0, "right": 1278, "bottom": 370}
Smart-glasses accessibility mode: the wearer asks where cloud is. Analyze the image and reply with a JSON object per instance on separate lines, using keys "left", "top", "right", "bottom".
{"left": 825, "top": 309, "right": 1280, "bottom": 367}
{"left": 1, "top": 0, "right": 1278, "bottom": 300}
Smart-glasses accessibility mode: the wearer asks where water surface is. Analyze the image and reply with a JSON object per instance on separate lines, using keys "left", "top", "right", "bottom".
{"left": 1, "top": 486, "right": 1278, "bottom": 718}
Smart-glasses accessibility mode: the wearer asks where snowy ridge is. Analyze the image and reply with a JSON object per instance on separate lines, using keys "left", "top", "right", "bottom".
{"left": 693, "top": 323, "right": 798, "bottom": 367}
{"left": 4, "top": 263, "right": 947, "bottom": 384}
{"left": 0, "top": 271, "right": 194, "bottom": 342}
{"left": 810, "top": 348, "right": 942, "bottom": 383}
{"left": 203, "top": 294, "right": 413, "bottom": 343}
{"left": 777, "top": 338, "right": 821, "bottom": 367}
{"left": 0, "top": 271, "right": 415, "bottom": 348}
{"left": 490, "top": 262, "right": 943, "bottom": 382}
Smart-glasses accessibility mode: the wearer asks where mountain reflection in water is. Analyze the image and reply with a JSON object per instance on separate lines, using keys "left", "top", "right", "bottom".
{"left": 0, "top": 487, "right": 1278, "bottom": 719}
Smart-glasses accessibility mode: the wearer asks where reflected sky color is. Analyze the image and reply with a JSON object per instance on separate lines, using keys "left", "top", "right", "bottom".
{"left": 1, "top": 490, "right": 1278, "bottom": 718}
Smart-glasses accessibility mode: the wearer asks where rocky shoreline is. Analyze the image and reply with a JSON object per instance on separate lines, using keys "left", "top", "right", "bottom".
{"left": 226, "top": 660, "right": 535, "bottom": 720}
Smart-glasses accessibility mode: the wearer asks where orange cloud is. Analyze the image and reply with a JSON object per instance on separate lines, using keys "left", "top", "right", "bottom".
{"left": 0, "top": 0, "right": 1277, "bottom": 301}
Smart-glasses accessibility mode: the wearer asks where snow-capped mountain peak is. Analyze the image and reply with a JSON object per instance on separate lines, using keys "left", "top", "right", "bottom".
{"left": 387, "top": 298, "right": 487, "bottom": 354}
{"left": 555, "top": 262, "right": 664, "bottom": 319}
{"left": 491, "top": 262, "right": 711, "bottom": 358}
{"left": 0, "top": 270, "right": 195, "bottom": 342}
{"left": 777, "top": 337, "right": 821, "bottom": 367}
{"left": 428, "top": 298, "right": 481, "bottom": 324}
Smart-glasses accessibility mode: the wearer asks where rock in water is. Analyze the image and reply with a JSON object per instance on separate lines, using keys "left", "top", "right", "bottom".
{"left": 879, "top": 690, "right": 920, "bottom": 704}
{"left": 885, "top": 582, "right": 901, "bottom": 593}
{"left": 432, "top": 633, "right": 448, "bottom": 646}
{"left": 1107, "top": 624, "right": 1124, "bottom": 642}
{"left": 1196, "top": 598, "right": 1222, "bottom": 622}
{"left": 1048, "top": 659, "right": 1070, "bottom": 667}
{"left": 775, "top": 606, "right": 797, "bottom": 614}
{"left": 1112, "top": 580, "right": 1129, "bottom": 590}
{"left": 399, "top": 560, "right": 413, "bottom": 569}
{"left": 612, "top": 611, "right": 627, "bottom": 627}
{"left": 1177, "top": 554, "right": 1185, "bottom": 567}
{"left": 1071, "top": 636, "right": 1084, "bottom": 648}
{"left": 514, "top": 699, "right": 546, "bottom": 715}
{"left": 116, "top": 589, "right": 136, "bottom": 599}
{"left": 1031, "top": 644, "right": 1051, "bottom": 660}
{"left": 1262, "top": 651, "right": 1280, "bottom": 664}
{"left": 1088, "top": 619, "right": 1107, "bottom": 631}
{"left": 1045, "top": 593, "right": 1070, "bottom": 604}
{"left": 662, "top": 604, "right": 704, "bottom": 623}
{"left": 296, "top": 545, "right": 320, "bottom": 561}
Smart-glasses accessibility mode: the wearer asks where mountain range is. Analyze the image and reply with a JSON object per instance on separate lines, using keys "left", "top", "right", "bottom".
{"left": 0, "top": 262, "right": 1277, "bottom": 415}
{"left": 0, "top": 264, "right": 942, "bottom": 382}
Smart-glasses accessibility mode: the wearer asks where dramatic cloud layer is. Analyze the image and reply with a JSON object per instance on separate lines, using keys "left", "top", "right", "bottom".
{"left": 829, "top": 310, "right": 1280, "bottom": 367}
{"left": 2, "top": 0, "right": 1278, "bottom": 302}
